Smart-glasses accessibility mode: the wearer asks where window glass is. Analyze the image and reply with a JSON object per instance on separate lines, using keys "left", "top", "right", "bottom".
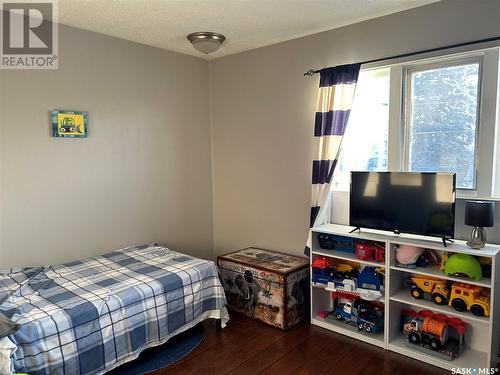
{"left": 332, "top": 68, "right": 390, "bottom": 191}
{"left": 407, "top": 62, "right": 480, "bottom": 189}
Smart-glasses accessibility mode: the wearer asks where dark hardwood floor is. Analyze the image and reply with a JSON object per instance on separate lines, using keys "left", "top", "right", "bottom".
{"left": 155, "top": 313, "right": 449, "bottom": 375}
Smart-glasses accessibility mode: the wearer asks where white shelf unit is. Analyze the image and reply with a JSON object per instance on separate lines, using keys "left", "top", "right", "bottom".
{"left": 310, "top": 224, "right": 500, "bottom": 372}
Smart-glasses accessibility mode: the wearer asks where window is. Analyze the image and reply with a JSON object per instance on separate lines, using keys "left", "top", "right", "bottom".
{"left": 405, "top": 60, "right": 481, "bottom": 189}
{"left": 332, "top": 51, "right": 498, "bottom": 197}
{"left": 331, "top": 68, "right": 390, "bottom": 191}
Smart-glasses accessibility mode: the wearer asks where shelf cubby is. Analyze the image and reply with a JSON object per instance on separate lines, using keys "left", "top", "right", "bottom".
{"left": 312, "top": 247, "right": 385, "bottom": 268}
{"left": 388, "top": 299, "right": 491, "bottom": 371}
{"left": 311, "top": 315, "right": 385, "bottom": 348}
{"left": 389, "top": 264, "right": 491, "bottom": 288}
{"left": 388, "top": 335, "right": 488, "bottom": 372}
{"left": 388, "top": 241, "right": 492, "bottom": 288}
{"left": 389, "top": 289, "right": 490, "bottom": 324}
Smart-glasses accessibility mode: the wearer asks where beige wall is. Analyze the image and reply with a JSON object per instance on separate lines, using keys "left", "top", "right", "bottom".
{"left": 0, "top": 25, "right": 213, "bottom": 266}
{"left": 209, "top": 0, "right": 500, "bottom": 257}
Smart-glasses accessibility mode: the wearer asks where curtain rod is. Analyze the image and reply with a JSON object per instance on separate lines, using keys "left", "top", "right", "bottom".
{"left": 304, "top": 35, "right": 500, "bottom": 76}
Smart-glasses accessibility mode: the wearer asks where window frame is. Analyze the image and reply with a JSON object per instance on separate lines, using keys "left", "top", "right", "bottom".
{"left": 401, "top": 55, "right": 484, "bottom": 191}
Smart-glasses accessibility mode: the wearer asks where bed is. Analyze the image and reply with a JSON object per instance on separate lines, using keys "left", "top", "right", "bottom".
{"left": 0, "top": 244, "right": 229, "bottom": 375}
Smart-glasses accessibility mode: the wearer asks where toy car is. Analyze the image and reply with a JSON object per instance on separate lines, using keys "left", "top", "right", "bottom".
{"left": 406, "top": 276, "right": 450, "bottom": 305}
{"left": 332, "top": 300, "right": 383, "bottom": 334}
{"left": 311, "top": 256, "right": 333, "bottom": 284}
{"left": 406, "top": 275, "right": 490, "bottom": 317}
{"left": 449, "top": 283, "right": 490, "bottom": 317}
{"left": 317, "top": 234, "right": 356, "bottom": 253}
{"left": 325, "top": 266, "right": 384, "bottom": 301}
{"left": 357, "top": 266, "right": 384, "bottom": 292}
{"left": 332, "top": 261, "right": 359, "bottom": 278}
{"left": 401, "top": 309, "right": 467, "bottom": 360}
{"left": 356, "top": 242, "right": 385, "bottom": 262}
{"left": 311, "top": 257, "right": 359, "bottom": 284}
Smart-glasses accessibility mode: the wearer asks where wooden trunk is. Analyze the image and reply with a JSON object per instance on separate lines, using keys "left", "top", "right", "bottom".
{"left": 217, "top": 248, "right": 310, "bottom": 330}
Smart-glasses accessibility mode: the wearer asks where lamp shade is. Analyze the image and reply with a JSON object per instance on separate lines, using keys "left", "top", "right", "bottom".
{"left": 465, "top": 200, "right": 495, "bottom": 227}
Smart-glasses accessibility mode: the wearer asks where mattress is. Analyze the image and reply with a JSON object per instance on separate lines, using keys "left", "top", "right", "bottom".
{"left": 0, "top": 244, "right": 228, "bottom": 374}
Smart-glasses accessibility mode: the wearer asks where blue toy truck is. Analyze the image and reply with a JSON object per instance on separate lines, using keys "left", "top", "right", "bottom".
{"left": 357, "top": 266, "right": 384, "bottom": 291}
{"left": 330, "top": 300, "right": 383, "bottom": 334}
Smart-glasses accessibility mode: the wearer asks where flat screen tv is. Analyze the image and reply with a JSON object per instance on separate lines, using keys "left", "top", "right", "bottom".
{"left": 350, "top": 172, "right": 456, "bottom": 240}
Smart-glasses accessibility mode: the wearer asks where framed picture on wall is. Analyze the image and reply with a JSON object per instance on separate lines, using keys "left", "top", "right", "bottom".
{"left": 52, "top": 110, "right": 88, "bottom": 138}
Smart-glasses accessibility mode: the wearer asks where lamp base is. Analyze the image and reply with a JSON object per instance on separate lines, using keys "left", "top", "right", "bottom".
{"left": 466, "top": 226, "right": 487, "bottom": 249}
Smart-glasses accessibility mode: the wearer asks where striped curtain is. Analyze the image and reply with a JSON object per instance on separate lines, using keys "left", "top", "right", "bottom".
{"left": 305, "top": 63, "right": 361, "bottom": 255}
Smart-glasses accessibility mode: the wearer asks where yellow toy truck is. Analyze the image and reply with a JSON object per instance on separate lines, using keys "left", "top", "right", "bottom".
{"left": 406, "top": 276, "right": 450, "bottom": 305}
{"left": 449, "top": 283, "right": 490, "bottom": 317}
{"left": 331, "top": 260, "right": 359, "bottom": 278}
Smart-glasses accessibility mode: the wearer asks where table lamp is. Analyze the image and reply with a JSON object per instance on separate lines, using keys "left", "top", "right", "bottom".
{"left": 465, "top": 200, "right": 495, "bottom": 249}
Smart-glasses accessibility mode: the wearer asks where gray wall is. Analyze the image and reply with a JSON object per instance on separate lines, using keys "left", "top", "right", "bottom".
{"left": 2, "top": 1, "right": 500, "bottom": 267}
{"left": 0, "top": 25, "right": 213, "bottom": 266}
{"left": 209, "top": 0, "right": 500, "bottom": 257}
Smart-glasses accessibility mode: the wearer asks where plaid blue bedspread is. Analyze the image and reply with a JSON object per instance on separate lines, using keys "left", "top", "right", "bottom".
{"left": 0, "top": 244, "right": 228, "bottom": 375}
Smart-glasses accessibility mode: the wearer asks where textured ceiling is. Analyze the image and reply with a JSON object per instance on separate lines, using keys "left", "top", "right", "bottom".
{"left": 58, "top": 0, "right": 438, "bottom": 60}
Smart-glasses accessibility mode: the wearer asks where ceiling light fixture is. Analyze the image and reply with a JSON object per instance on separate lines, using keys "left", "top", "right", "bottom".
{"left": 187, "top": 32, "right": 226, "bottom": 54}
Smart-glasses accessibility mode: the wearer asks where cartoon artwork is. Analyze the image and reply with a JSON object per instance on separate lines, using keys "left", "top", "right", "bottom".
{"left": 52, "top": 110, "right": 88, "bottom": 138}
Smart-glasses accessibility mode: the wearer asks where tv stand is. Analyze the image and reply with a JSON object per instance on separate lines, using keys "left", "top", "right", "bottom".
{"left": 309, "top": 223, "right": 500, "bottom": 373}
{"left": 348, "top": 226, "right": 360, "bottom": 233}
{"left": 442, "top": 237, "right": 454, "bottom": 247}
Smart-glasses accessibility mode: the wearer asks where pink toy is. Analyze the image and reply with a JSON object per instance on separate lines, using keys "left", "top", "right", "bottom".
{"left": 395, "top": 245, "right": 424, "bottom": 265}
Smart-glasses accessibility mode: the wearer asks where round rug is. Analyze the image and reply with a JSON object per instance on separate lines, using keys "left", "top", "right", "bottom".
{"left": 107, "top": 323, "right": 204, "bottom": 374}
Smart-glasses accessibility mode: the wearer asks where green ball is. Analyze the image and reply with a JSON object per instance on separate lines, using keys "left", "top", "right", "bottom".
{"left": 444, "top": 253, "right": 482, "bottom": 280}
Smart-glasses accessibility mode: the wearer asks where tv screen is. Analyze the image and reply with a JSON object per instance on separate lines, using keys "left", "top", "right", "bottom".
{"left": 350, "top": 172, "right": 456, "bottom": 238}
